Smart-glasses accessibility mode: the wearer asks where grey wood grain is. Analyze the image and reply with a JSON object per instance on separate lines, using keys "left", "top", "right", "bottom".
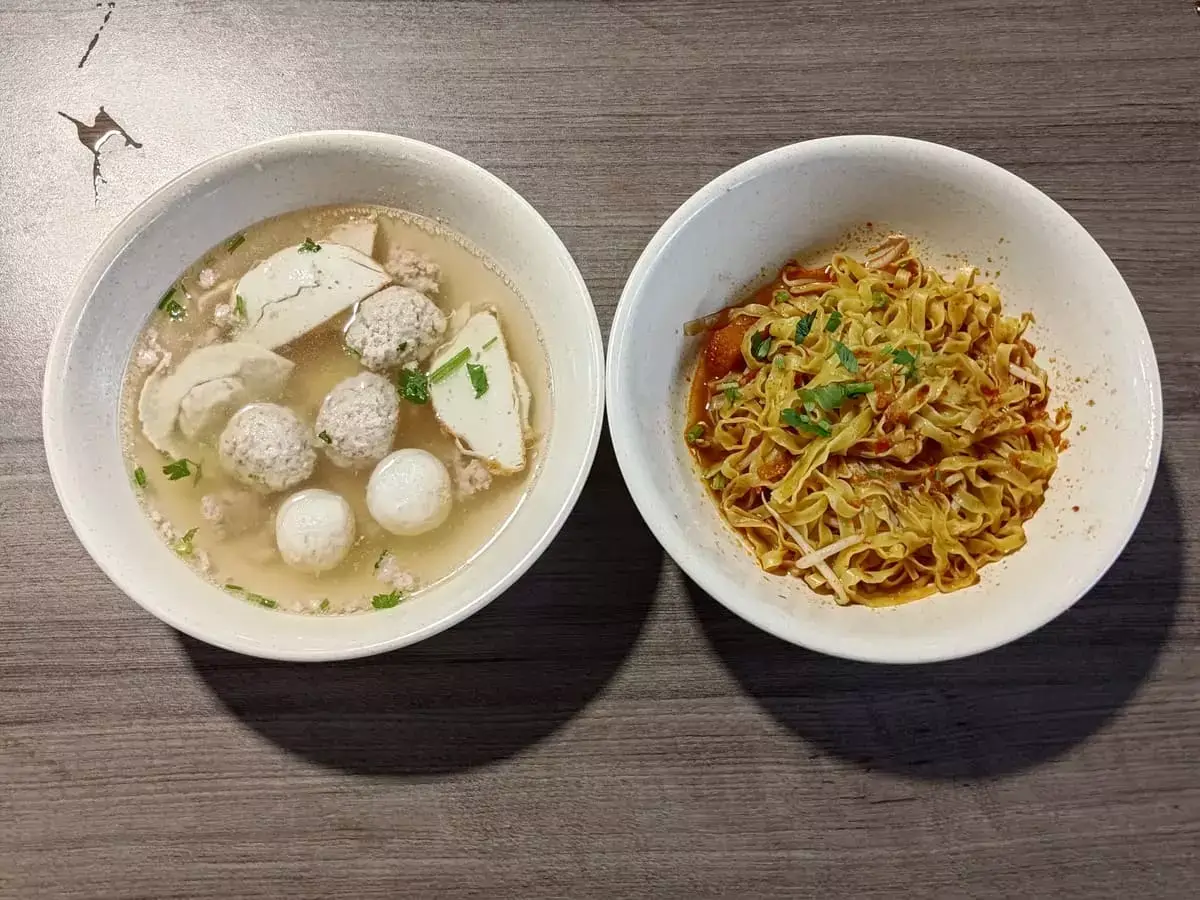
{"left": 1, "top": 1, "right": 1198, "bottom": 897}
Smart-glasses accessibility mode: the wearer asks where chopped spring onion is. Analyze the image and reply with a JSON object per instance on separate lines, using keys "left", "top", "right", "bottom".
{"left": 158, "top": 287, "right": 185, "bottom": 320}
{"left": 429, "top": 347, "right": 470, "bottom": 383}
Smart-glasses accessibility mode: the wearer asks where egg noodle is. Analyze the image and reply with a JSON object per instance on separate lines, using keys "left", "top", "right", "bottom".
{"left": 685, "top": 235, "right": 1069, "bottom": 606}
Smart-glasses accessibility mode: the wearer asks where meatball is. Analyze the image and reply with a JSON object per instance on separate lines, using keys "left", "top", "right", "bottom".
{"left": 275, "top": 489, "right": 355, "bottom": 573}
{"left": 344, "top": 286, "right": 446, "bottom": 372}
{"left": 366, "top": 449, "right": 452, "bottom": 536}
{"left": 200, "top": 489, "right": 266, "bottom": 539}
{"left": 314, "top": 372, "right": 398, "bottom": 469}
{"left": 384, "top": 247, "right": 440, "bottom": 295}
{"left": 218, "top": 403, "right": 316, "bottom": 493}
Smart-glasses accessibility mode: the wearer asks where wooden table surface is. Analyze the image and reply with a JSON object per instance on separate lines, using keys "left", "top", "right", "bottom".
{"left": 2, "top": 1, "right": 1197, "bottom": 897}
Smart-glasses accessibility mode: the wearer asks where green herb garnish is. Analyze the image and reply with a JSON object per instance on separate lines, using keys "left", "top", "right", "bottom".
{"left": 298, "top": 237, "right": 321, "bottom": 253}
{"left": 794, "top": 311, "right": 817, "bottom": 344}
{"left": 162, "top": 458, "right": 201, "bottom": 483}
{"left": 750, "top": 330, "right": 772, "bottom": 362}
{"left": 781, "top": 406, "right": 832, "bottom": 437}
{"left": 467, "top": 362, "right": 489, "bottom": 398}
{"left": 797, "top": 418, "right": 833, "bottom": 437}
{"left": 685, "top": 422, "right": 706, "bottom": 444}
{"left": 132, "top": 466, "right": 146, "bottom": 487}
{"left": 824, "top": 309, "right": 842, "bottom": 332}
{"left": 226, "top": 584, "right": 276, "bottom": 608}
{"left": 801, "top": 381, "right": 875, "bottom": 412}
{"left": 318, "top": 599, "right": 330, "bottom": 613}
{"left": 832, "top": 340, "right": 859, "bottom": 373}
{"left": 482, "top": 336, "right": 498, "bottom": 350}
{"left": 888, "top": 346, "right": 919, "bottom": 378}
{"left": 317, "top": 430, "right": 332, "bottom": 444}
{"left": 429, "top": 347, "right": 470, "bottom": 383}
{"left": 397, "top": 368, "right": 430, "bottom": 404}
{"left": 158, "top": 287, "right": 185, "bottom": 320}
{"left": 372, "top": 591, "right": 403, "bottom": 609}
{"left": 234, "top": 294, "right": 247, "bottom": 319}
{"left": 226, "top": 233, "right": 246, "bottom": 252}
{"left": 173, "top": 527, "right": 199, "bottom": 556}
{"left": 780, "top": 408, "right": 805, "bottom": 429}
{"left": 710, "top": 472, "right": 728, "bottom": 490}
{"left": 871, "top": 290, "right": 889, "bottom": 308}
{"left": 722, "top": 383, "right": 741, "bottom": 405}
{"left": 773, "top": 289, "right": 790, "bottom": 304}
{"left": 374, "top": 550, "right": 388, "bottom": 571}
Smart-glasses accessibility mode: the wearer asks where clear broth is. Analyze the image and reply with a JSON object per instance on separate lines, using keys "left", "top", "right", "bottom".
{"left": 120, "top": 205, "right": 550, "bottom": 614}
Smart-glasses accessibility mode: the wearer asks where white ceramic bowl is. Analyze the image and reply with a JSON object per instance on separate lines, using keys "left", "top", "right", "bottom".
{"left": 608, "top": 135, "right": 1161, "bottom": 664}
{"left": 44, "top": 131, "right": 604, "bottom": 661}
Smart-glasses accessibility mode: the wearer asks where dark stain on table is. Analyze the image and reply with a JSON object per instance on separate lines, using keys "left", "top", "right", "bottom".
{"left": 56, "top": 105, "right": 141, "bottom": 200}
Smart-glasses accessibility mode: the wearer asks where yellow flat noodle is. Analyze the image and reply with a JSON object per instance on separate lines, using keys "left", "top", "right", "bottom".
{"left": 686, "top": 236, "right": 1069, "bottom": 606}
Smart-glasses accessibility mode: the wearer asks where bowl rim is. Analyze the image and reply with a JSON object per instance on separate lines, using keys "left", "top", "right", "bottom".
{"left": 607, "top": 134, "right": 1163, "bottom": 664}
{"left": 43, "top": 129, "right": 606, "bottom": 661}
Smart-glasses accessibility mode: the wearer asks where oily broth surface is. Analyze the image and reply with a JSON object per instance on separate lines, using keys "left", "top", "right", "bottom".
{"left": 120, "top": 205, "right": 551, "bottom": 614}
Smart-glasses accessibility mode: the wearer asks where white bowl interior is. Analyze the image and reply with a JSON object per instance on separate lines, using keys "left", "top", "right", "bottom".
{"left": 44, "top": 132, "right": 604, "bottom": 661}
{"left": 608, "top": 136, "right": 1161, "bottom": 663}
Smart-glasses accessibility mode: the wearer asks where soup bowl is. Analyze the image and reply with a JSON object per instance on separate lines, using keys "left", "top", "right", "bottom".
{"left": 607, "top": 135, "right": 1161, "bottom": 664}
{"left": 44, "top": 131, "right": 605, "bottom": 661}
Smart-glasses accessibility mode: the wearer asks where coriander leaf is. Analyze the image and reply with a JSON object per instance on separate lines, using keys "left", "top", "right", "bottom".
{"left": 832, "top": 340, "right": 859, "bottom": 373}
{"left": 298, "top": 237, "right": 321, "bottom": 253}
{"left": 889, "top": 347, "right": 919, "bottom": 378}
{"left": 750, "top": 329, "right": 772, "bottom": 362}
{"left": 801, "top": 381, "right": 875, "bottom": 412}
{"left": 133, "top": 466, "right": 146, "bottom": 487}
{"left": 317, "top": 430, "right": 332, "bottom": 444}
{"left": 372, "top": 590, "right": 403, "bottom": 609}
{"left": 871, "top": 290, "right": 889, "bottom": 308}
{"left": 235, "top": 294, "right": 247, "bottom": 318}
{"left": 467, "top": 362, "right": 489, "bottom": 398}
{"left": 158, "top": 287, "right": 186, "bottom": 320}
{"left": 772, "top": 289, "right": 790, "bottom": 304}
{"left": 162, "top": 458, "right": 200, "bottom": 482}
{"left": 794, "top": 311, "right": 817, "bottom": 344}
{"left": 226, "top": 233, "right": 246, "bottom": 252}
{"left": 397, "top": 368, "right": 430, "bottom": 404}
{"left": 780, "top": 408, "right": 806, "bottom": 428}
{"left": 798, "top": 419, "right": 833, "bottom": 437}
{"left": 685, "top": 422, "right": 706, "bottom": 444}
{"left": 824, "top": 309, "right": 842, "bottom": 332}
{"left": 723, "top": 384, "right": 741, "bottom": 405}
{"left": 482, "top": 336, "right": 498, "bottom": 350}
{"left": 318, "top": 599, "right": 330, "bottom": 612}
{"left": 173, "top": 527, "right": 198, "bottom": 556}
{"left": 429, "top": 347, "right": 470, "bottom": 383}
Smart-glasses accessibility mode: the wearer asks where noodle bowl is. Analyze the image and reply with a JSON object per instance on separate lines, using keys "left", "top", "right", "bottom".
{"left": 685, "top": 235, "right": 1069, "bottom": 607}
